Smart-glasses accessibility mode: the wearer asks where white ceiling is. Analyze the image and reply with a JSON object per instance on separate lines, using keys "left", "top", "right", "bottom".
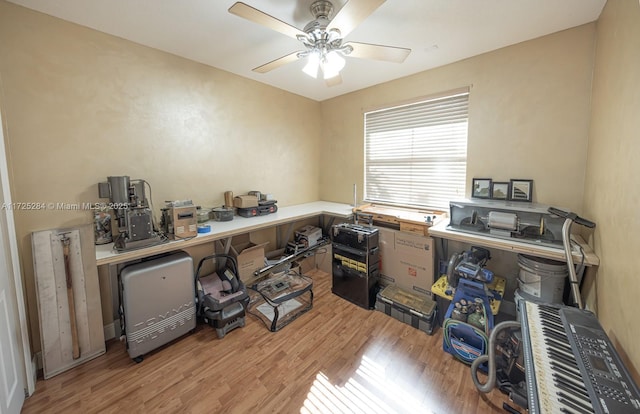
{"left": 8, "top": 0, "right": 606, "bottom": 102}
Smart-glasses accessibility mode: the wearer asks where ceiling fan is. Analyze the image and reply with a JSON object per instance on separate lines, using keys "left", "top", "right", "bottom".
{"left": 228, "top": 0, "right": 411, "bottom": 86}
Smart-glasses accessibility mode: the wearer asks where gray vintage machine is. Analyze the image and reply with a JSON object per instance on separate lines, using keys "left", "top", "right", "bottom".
{"left": 98, "top": 176, "right": 166, "bottom": 251}
{"left": 447, "top": 199, "right": 566, "bottom": 248}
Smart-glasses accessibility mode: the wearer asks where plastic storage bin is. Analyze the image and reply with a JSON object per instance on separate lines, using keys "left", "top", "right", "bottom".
{"left": 375, "top": 285, "right": 437, "bottom": 335}
{"left": 249, "top": 271, "right": 313, "bottom": 332}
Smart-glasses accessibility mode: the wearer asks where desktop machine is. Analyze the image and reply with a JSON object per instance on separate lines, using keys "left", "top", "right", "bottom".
{"left": 98, "top": 176, "right": 165, "bottom": 251}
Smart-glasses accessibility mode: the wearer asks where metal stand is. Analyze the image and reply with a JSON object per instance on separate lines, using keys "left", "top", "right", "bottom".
{"left": 548, "top": 207, "right": 596, "bottom": 309}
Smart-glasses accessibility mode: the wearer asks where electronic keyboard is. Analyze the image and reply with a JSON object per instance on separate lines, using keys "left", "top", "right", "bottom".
{"left": 520, "top": 301, "right": 640, "bottom": 414}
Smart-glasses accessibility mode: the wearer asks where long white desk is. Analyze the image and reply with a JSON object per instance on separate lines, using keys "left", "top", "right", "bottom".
{"left": 428, "top": 219, "right": 600, "bottom": 314}
{"left": 97, "top": 201, "right": 353, "bottom": 340}
{"left": 428, "top": 220, "right": 599, "bottom": 266}
{"left": 96, "top": 201, "right": 353, "bottom": 266}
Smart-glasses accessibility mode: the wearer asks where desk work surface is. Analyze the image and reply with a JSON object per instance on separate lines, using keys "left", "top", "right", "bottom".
{"left": 96, "top": 201, "right": 353, "bottom": 266}
{"left": 429, "top": 220, "right": 599, "bottom": 266}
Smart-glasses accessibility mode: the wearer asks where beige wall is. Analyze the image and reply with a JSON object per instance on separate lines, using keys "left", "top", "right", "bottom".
{"left": 318, "top": 24, "right": 598, "bottom": 333}
{"left": 319, "top": 24, "right": 596, "bottom": 213}
{"left": 3, "top": 0, "right": 640, "bottom": 382}
{"left": 0, "top": 1, "right": 322, "bottom": 352}
{"left": 584, "top": 0, "right": 640, "bottom": 379}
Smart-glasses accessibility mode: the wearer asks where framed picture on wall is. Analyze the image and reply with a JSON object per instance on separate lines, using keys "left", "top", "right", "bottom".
{"left": 491, "top": 182, "right": 510, "bottom": 200}
{"left": 472, "top": 178, "right": 492, "bottom": 199}
{"left": 509, "top": 179, "right": 533, "bottom": 202}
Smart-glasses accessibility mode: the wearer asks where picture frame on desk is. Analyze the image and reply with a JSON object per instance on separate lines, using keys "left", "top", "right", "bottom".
{"left": 472, "top": 178, "right": 492, "bottom": 199}
{"left": 509, "top": 179, "right": 533, "bottom": 202}
{"left": 491, "top": 182, "right": 510, "bottom": 200}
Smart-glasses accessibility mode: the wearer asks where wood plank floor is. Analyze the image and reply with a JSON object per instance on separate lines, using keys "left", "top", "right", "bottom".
{"left": 22, "top": 270, "right": 516, "bottom": 414}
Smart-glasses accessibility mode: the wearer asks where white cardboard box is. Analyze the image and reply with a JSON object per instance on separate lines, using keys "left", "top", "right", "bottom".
{"left": 378, "top": 227, "right": 434, "bottom": 295}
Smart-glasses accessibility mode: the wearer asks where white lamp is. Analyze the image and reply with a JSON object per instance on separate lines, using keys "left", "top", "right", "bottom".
{"left": 302, "top": 49, "right": 346, "bottom": 79}
{"left": 302, "top": 51, "right": 320, "bottom": 78}
{"left": 322, "top": 51, "right": 345, "bottom": 79}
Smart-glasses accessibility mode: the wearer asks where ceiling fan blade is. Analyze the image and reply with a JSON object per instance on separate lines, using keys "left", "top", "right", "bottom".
{"left": 229, "top": 2, "right": 306, "bottom": 40}
{"left": 327, "top": 0, "right": 386, "bottom": 38}
{"left": 252, "top": 51, "right": 301, "bottom": 73}
{"left": 325, "top": 73, "right": 343, "bottom": 87}
{"left": 344, "top": 42, "right": 411, "bottom": 63}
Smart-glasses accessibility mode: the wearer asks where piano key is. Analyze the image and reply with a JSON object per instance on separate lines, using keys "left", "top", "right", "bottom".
{"left": 542, "top": 327, "right": 571, "bottom": 343}
{"left": 550, "top": 362, "right": 588, "bottom": 385}
{"left": 553, "top": 375, "right": 591, "bottom": 403}
{"left": 548, "top": 348, "right": 581, "bottom": 368}
{"left": 545, "top": 338, "right": 575, "bottom": 357}
{"left": 555, "top": 380, "right": 591, "bottom": 403}
{"left": 557, "top": 396, "right": 593, "bottom": 414}
{"left": 560, "top": 406, "right": 591, "bottom": 414}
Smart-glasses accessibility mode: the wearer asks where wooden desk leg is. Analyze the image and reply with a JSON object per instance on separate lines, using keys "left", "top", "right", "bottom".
{"left": 220, "top": 237, "right": 233, "bottom": 255}
{"left": 281, "top": 223, "right": 295, "bottom": 250}
{"left": 581, "top": 265, "right": 599, "bottom": 314}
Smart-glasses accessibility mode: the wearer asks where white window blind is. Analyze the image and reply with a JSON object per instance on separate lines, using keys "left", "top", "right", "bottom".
{"left": 364, "top": 90, "right": 469, "bottom": 210}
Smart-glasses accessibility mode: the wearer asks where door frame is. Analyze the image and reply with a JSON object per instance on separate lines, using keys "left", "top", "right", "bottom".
{"left": 0, "top": 104, "right": 35, "bottom": 397}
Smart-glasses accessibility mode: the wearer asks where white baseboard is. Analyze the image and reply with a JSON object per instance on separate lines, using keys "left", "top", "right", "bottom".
{"left": 28, "top": 354, "right": 38, "bottom": 396}
{"left": 34, "top": 352, "right": 42, "bottom": 371}
{"left": 104, "top": 322, "right": 116, "bottom": 341}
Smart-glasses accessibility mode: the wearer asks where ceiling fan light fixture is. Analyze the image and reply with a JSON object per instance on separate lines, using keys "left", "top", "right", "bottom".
{"left": 303, "top": 51, "right": 320, "bottom": 78}
{"left": 230, "top": 0, "right": 410, "bottom": 86}
{"left": 321, "top": 51, "right": 345, "bottom": 79}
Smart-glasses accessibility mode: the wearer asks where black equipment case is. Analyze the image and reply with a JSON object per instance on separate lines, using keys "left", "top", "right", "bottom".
{"left": 330, "top": 223, "right": 379, "bottom": 309}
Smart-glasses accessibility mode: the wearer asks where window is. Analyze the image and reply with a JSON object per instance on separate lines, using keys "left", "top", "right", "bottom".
{"left": 364, "top": 88, "right": 469, "bottom": 210}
